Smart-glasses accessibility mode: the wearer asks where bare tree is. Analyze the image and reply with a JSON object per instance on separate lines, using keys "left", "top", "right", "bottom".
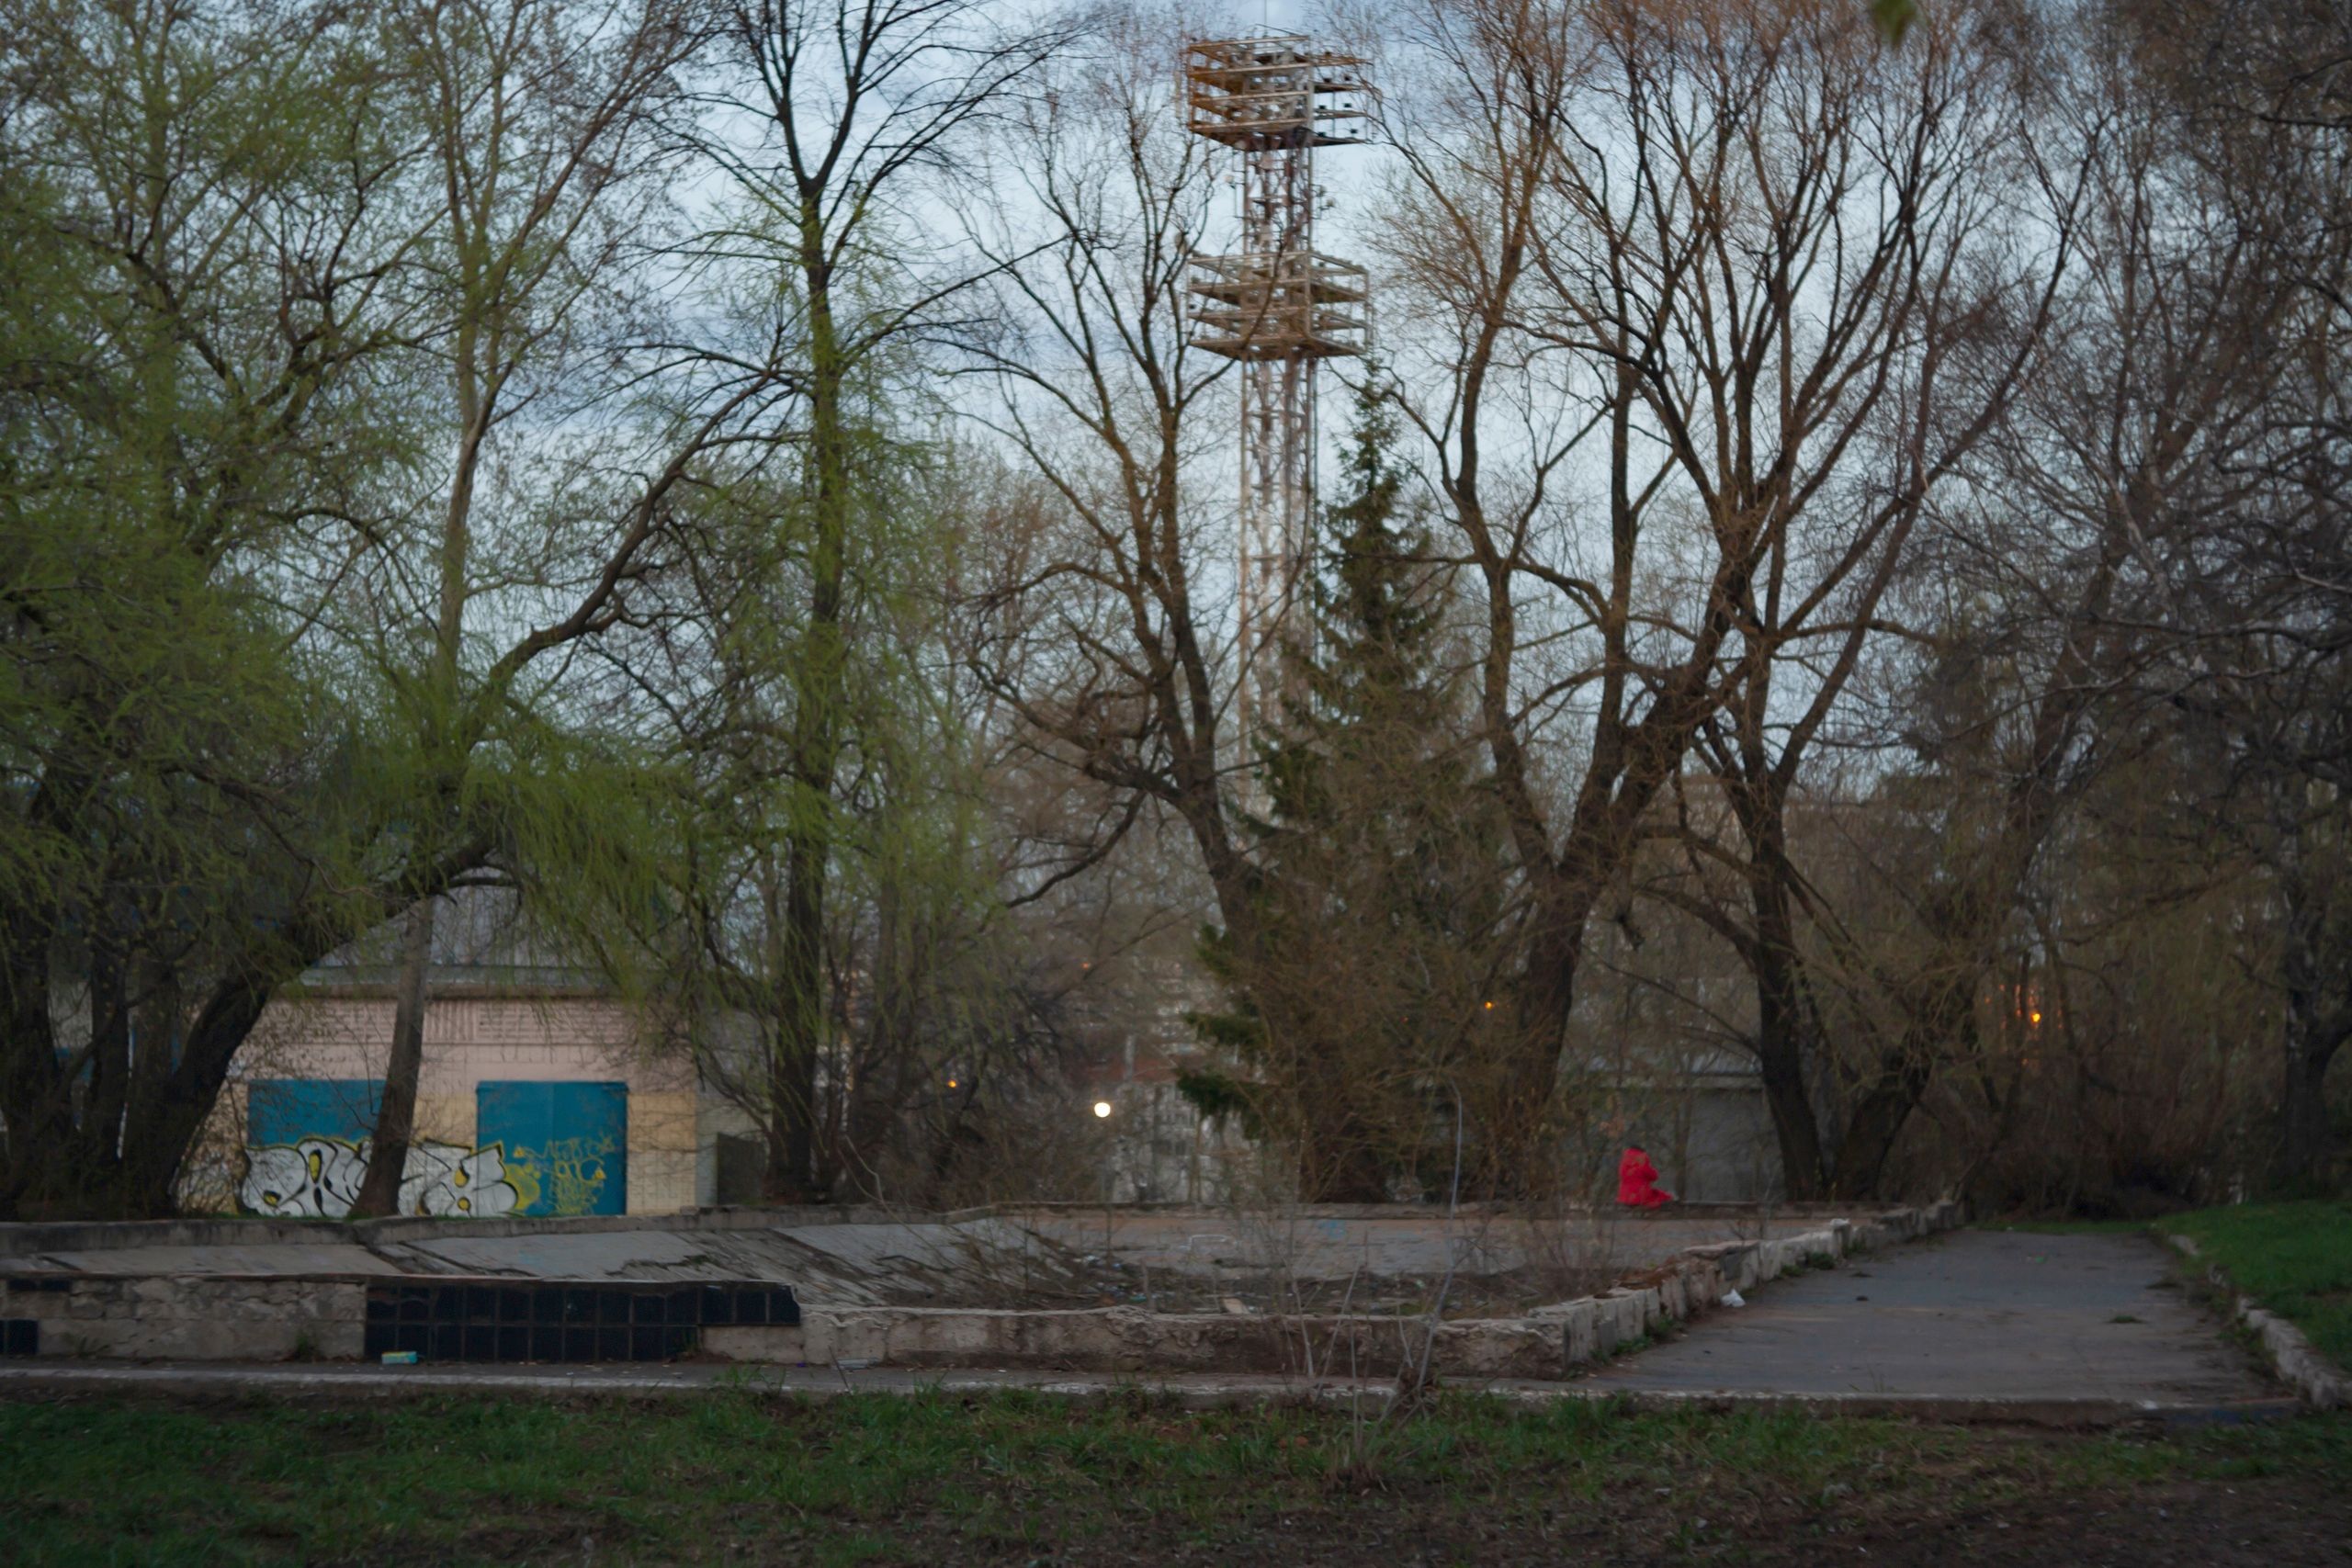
{"left": 1703, "top": 0, "right": 2352, "bottom": 1201}
{"left": 1366, "top": 0, "right": 2046, "bottom": 1185}
{"left": 2111, "top": 0, "right": 2352, "bottom": 1189}
{"left": 1608, "top": 0, "right": 2078, "bottom": 1198}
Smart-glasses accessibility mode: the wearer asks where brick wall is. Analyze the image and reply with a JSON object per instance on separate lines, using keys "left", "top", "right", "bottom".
{"left": 220, "top": 995, "right": 699, "bottom": 1217}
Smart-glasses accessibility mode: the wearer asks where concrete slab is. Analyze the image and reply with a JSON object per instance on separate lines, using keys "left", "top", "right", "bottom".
{"left": 1589, "top": 1229, "right": 2276, "bottom": 1408}
{"left": 0, "top": 1203, "right": 1951, "bottom": 1326}
{"left": 374, "top": 1226, "right": 808, "bottom": 1283}
{"left": 371, "top": 1218, "right": 1092, "bottom": 1304}
{"left": 1019, "top": 1207, "right": 1846, "bottom": 1284}
{"left": 767, "top": 1219, "right": 1085, "bottom": 1302}
{"left": 0, "top": 1243, "right": 401, "bottom": 1277}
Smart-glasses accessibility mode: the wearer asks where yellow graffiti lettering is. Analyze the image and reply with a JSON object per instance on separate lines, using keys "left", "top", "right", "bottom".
{"left": 504, "top": 1134, "right": 618, "bottom": 1215}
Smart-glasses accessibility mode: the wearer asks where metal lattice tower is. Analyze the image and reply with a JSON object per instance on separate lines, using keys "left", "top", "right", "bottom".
{"left": 1183, "top": 36, "right": 1372, "bottom": 773}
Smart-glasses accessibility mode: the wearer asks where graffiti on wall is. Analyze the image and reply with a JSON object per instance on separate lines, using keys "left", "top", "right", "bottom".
{"left": 239, "top": 1138, "right": 523, "bottom": 1218}
{"left": 512, "top": 1134, "right": 619, "bottom": 1216}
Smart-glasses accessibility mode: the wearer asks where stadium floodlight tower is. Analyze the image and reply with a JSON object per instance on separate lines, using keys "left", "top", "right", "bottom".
{"left": 1182, "top": 34, "right": 1373, "bottom": 776}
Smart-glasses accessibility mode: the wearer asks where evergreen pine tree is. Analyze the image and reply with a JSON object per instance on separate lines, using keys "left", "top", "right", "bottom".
{"left": 1184, "top": 372, "right": 1512, "bottom": 1200}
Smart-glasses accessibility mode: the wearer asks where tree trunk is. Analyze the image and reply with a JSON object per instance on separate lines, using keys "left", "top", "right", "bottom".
{"left": 2276, "top": 1024, "right": 2345, "bottom": 1195}
{"left": 1299, "top": 1127, "right": 1393, "bottom": 1205}
{"left": 1476, "top": 898, "right": 1585, "bottom": 1197}
{"left": 1295, "top": 1042, "right": 1394, "bottom": 1203}
{"left": 2275, "top": 868, "right": 2347, "bottom": 1191}
{"left": 764, "top": 207, "right": 850, "bottom": 1203}
{"left": 1739, "top": 790, "right": 1832, "bottom": 1201}
{"left": 766, "top": 833, "right": 828, "bottom": 1200}
{"left": 114, "top": 968, "right": 280, "bottom": 1216}
{"left": 1753, "top": 935, "right": 1830, "bottom": 1202}
{"left": 1825, "top": 1007, "right": 1951, "bottom": 1200}
{"left": 352, "top": 898, "right": 436, "bottom": 1218}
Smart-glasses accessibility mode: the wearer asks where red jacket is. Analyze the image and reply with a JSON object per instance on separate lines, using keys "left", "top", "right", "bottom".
{"left": 1617, "top": 1146, "right": 1674, "bottom": 1208}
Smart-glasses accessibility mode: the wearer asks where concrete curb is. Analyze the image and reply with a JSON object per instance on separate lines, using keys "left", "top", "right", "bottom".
{"left": 1542, "top": 1387, "right": 2301, "bottom": 1428}
{"left": 2165, "top": 1233, "right": 2350, "bottom": 1411}
{"left": 0, "top": 1359, "right": 2286, "bottom": 1427}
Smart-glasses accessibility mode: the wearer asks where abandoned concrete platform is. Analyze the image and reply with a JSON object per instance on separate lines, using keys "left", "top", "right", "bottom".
{"left": 0, "top": 1204, "right": 2305, "bottom": 1424}
{"left": 1, "top": 1201, "right": 1958, "bottom": 1374}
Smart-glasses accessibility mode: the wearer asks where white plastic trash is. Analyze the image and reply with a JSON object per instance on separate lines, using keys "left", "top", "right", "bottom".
{"left": 1722, "top": 1289, "right": 1746, "bottom": 1308}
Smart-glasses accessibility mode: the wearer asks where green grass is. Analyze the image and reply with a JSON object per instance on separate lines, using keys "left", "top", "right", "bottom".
{"left": 2165, "top": 1199, "right": 2352, "bottom": 1367}
{"left": 1988, "top": 1218, "right": 2156, "bottom": 1235}
{"left": 0, "top": 1392, "right": 2346, "bottom": 1565}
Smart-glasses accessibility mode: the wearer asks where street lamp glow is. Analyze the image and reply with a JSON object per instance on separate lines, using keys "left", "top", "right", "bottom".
{"left": 1091, "top": 1100, "right": 1113, "bottom": 1119}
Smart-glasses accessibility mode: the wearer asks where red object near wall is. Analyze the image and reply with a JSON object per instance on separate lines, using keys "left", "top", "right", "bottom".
{"left": 1617, "top": 1146, "right": 1674, "bottom": 1208}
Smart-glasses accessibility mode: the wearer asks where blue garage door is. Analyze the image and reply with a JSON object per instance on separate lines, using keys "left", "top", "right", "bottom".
{"left": 475, "top": 1081, "right": 628, "bottom": 1216}
{"left": 249, "top": 1078, "right": 384, "bottom": 1145}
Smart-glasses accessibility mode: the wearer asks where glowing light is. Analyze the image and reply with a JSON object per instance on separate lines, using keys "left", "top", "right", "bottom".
{"left": 1092, "top": 1100, "right": 1113, "bottom": 1119}
{"left": 947, "top": 1078, "right": 958, "bottom": 1089}
{"left": 1483, "top": 1000, "right": 1495, "bottom": 1010}
{"left": 2029, "top": 1010, "right": 2042, "bottom": 1026}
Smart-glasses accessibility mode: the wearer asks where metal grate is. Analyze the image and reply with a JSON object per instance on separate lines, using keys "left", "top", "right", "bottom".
{"left": 361, "top": 1279, "right": 798, "bottom": 1363}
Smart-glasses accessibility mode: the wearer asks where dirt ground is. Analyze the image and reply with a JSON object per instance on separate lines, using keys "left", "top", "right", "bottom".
{"left": 7, "top": 1388, "right": 2346, "bottom": 1566}
{"left": 913, "top": 1470, "right": 2352, "bottom": 1566}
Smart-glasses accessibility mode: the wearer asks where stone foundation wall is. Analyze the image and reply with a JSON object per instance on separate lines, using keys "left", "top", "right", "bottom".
{"left": 705, "top": 1305, "right": 1574, "bottom": 1380}
{"left": 3, "top": 1276, "right": 366, "bottom": 1361}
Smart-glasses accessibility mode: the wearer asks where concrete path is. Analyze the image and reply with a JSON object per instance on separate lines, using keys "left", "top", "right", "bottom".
{"left": 1589, "top": 1228, "right": 2279, "bottom": 1414}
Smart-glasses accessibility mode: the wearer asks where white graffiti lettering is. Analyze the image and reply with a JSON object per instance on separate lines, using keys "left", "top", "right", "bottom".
{"left": 239, "top": 1137, "right": 520, "bottom": 1218}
